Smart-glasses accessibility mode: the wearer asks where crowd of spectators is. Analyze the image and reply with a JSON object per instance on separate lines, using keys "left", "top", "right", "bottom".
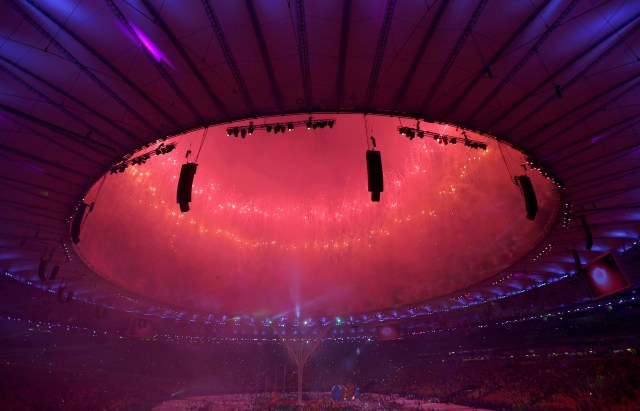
{"left": 2, "top": 343, "right": 639, "bottom": 410}
{"left": 2, "top": 308, "right": 640, "bottom": 410}
{"left": 153, "top": 392, "right": 476, "bottom": 411}
{"left": 0, "top": 363, "right": 167, "bottom": 410}
{"left": 353, "top": 350, "right": 640, "bottom": 410}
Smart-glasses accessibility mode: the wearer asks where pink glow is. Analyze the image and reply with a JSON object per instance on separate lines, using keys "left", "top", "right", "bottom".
{"left": 77, "top": 115, "right": 559, "bottom": 318}
{"left": 131, "top": 24, "right": 173, "bottom": 68}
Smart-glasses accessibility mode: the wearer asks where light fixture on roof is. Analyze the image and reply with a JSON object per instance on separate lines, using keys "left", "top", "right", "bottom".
{"left": 399, "top": 125, "right": 489, "bottom": 151}
{"left": 525, "top": 157, "right": 564, "bottom": 189}
{"left": 225, "top": 117, "right": 336, "bottom": 137}
{"left": 110, "top": 143, "right": 177, "bottom": 174}
{"left": 562, "top": 202, "right": 572, "bottom": 229}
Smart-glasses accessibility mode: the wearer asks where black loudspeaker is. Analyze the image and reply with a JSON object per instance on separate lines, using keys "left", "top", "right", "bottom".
{"left": 515, "top": 175, "right": 538, "bottom": 220}
{"left": 176, "top": 163, "right": 198, "bottom": 212}
{"left": 366, "top": 150, "right": 383, "bottom": 202}
{"left": 579, "top": 215, "right": 593, "bottom": 251}
{"left": 50, "top": 265, "right": 59, "bottom": 280}
{"left": 570, "top": 249, "right": 582, "bottom": 275}
{"left": 70, "top": 203, "right": 88, "bottom": 244}
{"left": 37, "top": 259, "right": 48, "bottom": 282}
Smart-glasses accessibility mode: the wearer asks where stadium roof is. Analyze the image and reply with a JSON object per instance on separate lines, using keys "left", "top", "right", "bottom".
{"left": 1, "top": 0, "right": 638, "bottom": 325}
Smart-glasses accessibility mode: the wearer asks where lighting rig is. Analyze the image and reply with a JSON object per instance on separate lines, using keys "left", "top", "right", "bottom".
{"left": 397, "top": 123, "right": 565, "bottom": 189}
{"left": 532, "top": 243, "right": 554, "bottom": 262}
{"left": 225, "top": 116, "right": 336, "bottom": 138}
{"left": 109, "top": 143, "right": 176, "bottom": 174}
{"left": 562, "top": 202, "right": 572, "bottom": 229}
{"left": 524, "top": 157, "right": 564, "bottom": 189}
{"left": 397, "top": 124, "right": 488, "bottom": 150}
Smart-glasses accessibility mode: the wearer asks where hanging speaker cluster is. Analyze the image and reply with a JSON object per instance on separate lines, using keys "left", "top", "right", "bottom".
{"left": 37, "top": 255, "right": 59, "bottom": 282}
{"left": 514, "top": 175, "right": 538, "bottom": 221}
{"left": 70, "top": 202, "right": 89, "bottom": 244}
{"left": 570, "top": 249, "right": 582, "bottom": 274}
{"left": 579, "top": 215, "right": 593, "bottom": 251}
{"left": 366, "top": 149, "right": 383, "bottom": 202}
{"left": 177, "top": 163, "right": 198, "bottom": 212}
